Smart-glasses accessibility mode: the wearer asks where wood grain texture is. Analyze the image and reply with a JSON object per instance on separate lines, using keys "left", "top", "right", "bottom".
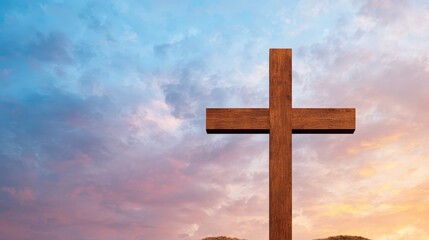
{"left": 204, "top": 48, "right": 356, "bottom": 240}
{"left": 206, "top": 108, "right": 355, "bottom": 134}
{"left": 269, "top": 48, "right": 292, "bottom": 240}
{"left": 206, "top": 108, "right": 269, "bottom": 133}
{"left": 292, "top": 108, "right": 355, "bottom": 133}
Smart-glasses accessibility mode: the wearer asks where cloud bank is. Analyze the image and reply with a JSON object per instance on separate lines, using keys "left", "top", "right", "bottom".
{"left": 0, "top": 0, "right": 428, "bottom": 239}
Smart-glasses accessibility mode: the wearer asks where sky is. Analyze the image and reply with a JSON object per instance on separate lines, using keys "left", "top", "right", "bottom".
{"left": 0, "top": 0, "right": 429, "bottom": 240}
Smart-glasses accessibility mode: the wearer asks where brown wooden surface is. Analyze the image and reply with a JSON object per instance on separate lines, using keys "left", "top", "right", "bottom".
{"left": 269, "top": 49, "right": 292, "bottom": 240}
{"left": 206, "top": 108, "right": 269, "bottom": 133}
{"left": 204, "top": 48, "right": 356, "bottom": 240}
{"left": 292, "top": 108, "right": 355, "bottom": 133}
{"left": 206, "top": 108, "right": 355, "bottom": 134}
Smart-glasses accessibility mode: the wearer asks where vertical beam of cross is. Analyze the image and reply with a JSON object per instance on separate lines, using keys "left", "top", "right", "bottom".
{"left": 206, "top": 49, "right": 355, "bottom": 240}
{"left": 269, "top": 49, "right": 292, "bottom": 240}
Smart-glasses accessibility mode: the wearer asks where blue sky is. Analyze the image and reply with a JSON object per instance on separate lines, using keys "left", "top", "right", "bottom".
{"left": 1, "top": 1, "right": 429, "bottom": 240}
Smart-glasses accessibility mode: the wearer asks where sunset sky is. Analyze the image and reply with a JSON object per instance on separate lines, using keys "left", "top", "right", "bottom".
{"left": 1, "top": 1, "right": 429, "bottom": 240}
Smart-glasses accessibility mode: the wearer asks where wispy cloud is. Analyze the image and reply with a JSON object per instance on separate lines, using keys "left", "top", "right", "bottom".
{"left": 0, "top": 0, "right": 428, "bottom": 240}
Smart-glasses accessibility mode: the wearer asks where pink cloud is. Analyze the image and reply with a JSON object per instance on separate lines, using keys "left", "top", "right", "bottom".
{"left": 2, "top": 187, "right": 37, "bottom": 203}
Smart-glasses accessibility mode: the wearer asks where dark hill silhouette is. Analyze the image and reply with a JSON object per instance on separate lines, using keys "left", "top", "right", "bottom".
{"left": 201, "top": 236, "right": 370, "bottom": 240}
{"left": 315, "top": 236, "right": 370, "bottom": 240}
{"left": 201, "top": 237, "right": 242, "bottom": 240}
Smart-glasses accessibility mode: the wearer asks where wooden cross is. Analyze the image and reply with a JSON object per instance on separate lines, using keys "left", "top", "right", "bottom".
{"left": 206, "top": 49, "right": 355, "bottom": 240}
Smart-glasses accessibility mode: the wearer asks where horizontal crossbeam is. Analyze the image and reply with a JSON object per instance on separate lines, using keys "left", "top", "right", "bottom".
{"left": 206, "top": 108, "right": 355, "bottom": 134}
